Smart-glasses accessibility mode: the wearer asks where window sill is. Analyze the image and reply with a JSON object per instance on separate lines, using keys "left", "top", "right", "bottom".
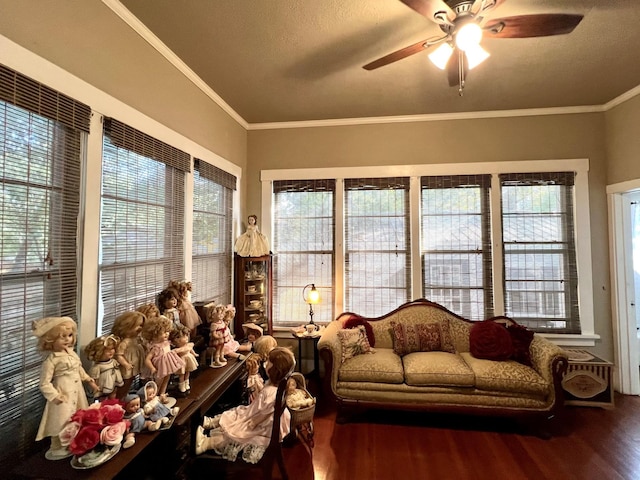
{"left": 541, "top": 333, "right": 600, "bottom": 348}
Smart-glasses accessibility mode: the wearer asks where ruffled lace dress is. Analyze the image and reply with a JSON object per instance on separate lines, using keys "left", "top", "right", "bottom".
{"left": 234, "top": 225, "right": 270, "bottom": 257}
{"left": 209, "top": 382, "right": 290, "bottom": 463}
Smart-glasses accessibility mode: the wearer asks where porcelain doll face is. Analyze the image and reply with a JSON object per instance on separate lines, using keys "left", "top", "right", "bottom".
{"left": 165, "top": 296, "right": 177, "bottom": 309}
{"left": 52, "top": 327, "right": 74, "bottom": 352}
{"left": 101, "top": 346, "right": 116, "bottom": 361}
{"left": 125, "top": 397, "right": 141, "bottom": 414}
{"left": 248, "top": 215, "right": 256, "bottom": 225}
{"left": 247, "top": 332, "right": 258, "bottom": 343}
{"left": 130, "top": 317, "right": 144, "bottom": 337}
{"left": 173, "top": 332, "right": 188, "bottom": 348}
{"left": 159, "top": 329, "right": 170, "bottom": 342}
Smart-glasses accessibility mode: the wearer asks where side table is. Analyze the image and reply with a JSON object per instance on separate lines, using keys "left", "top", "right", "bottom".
{"left": 561, "top": 349, "right": 614, "bottom": 409}
{"left": 291, "top": 331, "right": 321, "bottom": 379}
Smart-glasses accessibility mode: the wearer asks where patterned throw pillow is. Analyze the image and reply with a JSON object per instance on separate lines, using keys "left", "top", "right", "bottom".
{"left": 343, "top": 315, "right": 376, "bottom": 347}
{"left": 337, "top": 325, "right": 374, "bottom": 364}
{"left": 506, "top": 323, "right": 534, "bottom": 366}
{"left": 469, "top": 320, "right": 514, "bottom": 361}
{"left": 390, "top": 319, "right": 455, "bottom": 356}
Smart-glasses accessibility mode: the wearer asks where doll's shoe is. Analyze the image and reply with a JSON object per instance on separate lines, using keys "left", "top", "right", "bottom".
{"left": 123, "top": 436, "right": 135, "bottom": 449}
{"left": 148, "top": 419, "right": 162, "bottom": 431}
{"left": 170, "top": 406, "right": 180, "bottom": 416}
{"left": 161, "top": 417, "right": 170, "bottom": 425}
{"left": 45, "top": 447, "right": 72, "bottom": 460}
{"left": 210, "top": 359, "right": 224, "bottom": 368}
{"left": 202, "top": 415, "right": 219, "bottom": 430}
{"left": 237, "top": 354, "right": 246, "bottom": 361}
{"left": 195, "top": 426, "right": 207, "bottom": 455}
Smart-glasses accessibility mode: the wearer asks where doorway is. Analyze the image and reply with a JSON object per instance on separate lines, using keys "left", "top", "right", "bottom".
{"left": 608, "top": 182, "right": 640, "bottom": 395}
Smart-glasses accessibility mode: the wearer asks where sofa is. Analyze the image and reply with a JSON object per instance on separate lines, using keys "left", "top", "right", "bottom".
{"left": 318, "top": 299, "right": 569, "bottom": 429}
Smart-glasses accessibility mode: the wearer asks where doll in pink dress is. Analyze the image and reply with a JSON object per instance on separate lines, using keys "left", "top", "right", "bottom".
{"left": 84, "top": 334, "right": 124, "bottom": 400}
{"left": 111, "top": 310, "right": 146, "bottom": 398}
{"left": 222, "top": 304, "right": 246, "bottom": 361}
{"left": 32, "top": 317, "right": 100, "bottom": 460}
{"left": 141, "top": 315, "right": 185, "bottom": 400}
{"left": 195, "top": 347, "right": 294, "bottom": 462}
{"left": 207, "top": 304, "right": 228, "bottom": 368}
{"left": 169, "top": 323, "right": 199, "bottom": 395}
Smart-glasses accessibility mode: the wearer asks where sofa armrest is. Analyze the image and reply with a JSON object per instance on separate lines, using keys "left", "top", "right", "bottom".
{"left": 529, "top": 335, "right": 569, "bottom": 407}
{"left": 317, "top": 319, "right": 344, "bottom": 394}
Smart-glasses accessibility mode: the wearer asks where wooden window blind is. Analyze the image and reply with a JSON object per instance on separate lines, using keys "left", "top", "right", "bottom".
{"left": 344, "top": 177, "right": 411, "bottom": 317}
{"left": 272, "top": 179, "right": 335, "bottom": 326}
{"left": 100, "top": 118, "right": 187, "bottom": 334}
{"left": 421, "top": 175, "right": 493, "bottom": 320}
{"left": 500, "top": 172, "right": 580, "bottom": 332}
{"left": 191, "top": 159, "right": 236, "bottom": 304}
{"left": 0, "top": 64, "right": 89, "bottom": 468}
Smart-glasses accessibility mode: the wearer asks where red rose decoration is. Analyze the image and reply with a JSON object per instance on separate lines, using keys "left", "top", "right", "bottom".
{"left": 469, "top": 320, "right": 514, "bottom": 361}
{"left": 100, "top": 403, "right": 125, "bottom": 425}
{"left": 80, "top": 407, "right": 104, "bottom": 427}
{"left": 69, "top": 426, "right": 101, "bottom": 456}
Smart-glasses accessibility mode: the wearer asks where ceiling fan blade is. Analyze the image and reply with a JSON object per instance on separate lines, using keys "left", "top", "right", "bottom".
{"left": 484, "top": 13, "right": 583, "bottom": 38}
{"left": 363, "top": 38, "right": 432, "bottom": 70}
{"left": 400, "top": 0, "right": 455, "bottom": 24}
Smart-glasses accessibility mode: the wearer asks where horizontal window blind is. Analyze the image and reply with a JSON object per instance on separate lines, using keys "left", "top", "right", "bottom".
{"left": 273, "top": 179, "right": 335, "bottom": 326}
{"left": 500, "top": 172, "right": 580, "bottom": 332}
{"left": 0, "top": 64, "right": 88, "bottom": 468}
{"left": 192, "top": 159, "right": 235, "bottom": 304}
{"left": 344, "top": 177, "right": 411, "bottom": 317}
{"left": 100, "top": 118, "right": 186, "bottom": 334}
{"left": 421, "top": 175, "right": 493, "bottom": 320}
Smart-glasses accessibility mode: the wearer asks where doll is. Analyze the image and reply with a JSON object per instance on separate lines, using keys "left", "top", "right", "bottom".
{"left": 253, "top": 335, "right": 278, "bottom": 381}
{"left": 195, "top": 347, "right": 294, "bottom": 462}
{"left": 122, "top": 393, "right": 163, "bottom": 448}
{"left": 222, "top": 304, "right": 245, "bottom": 361}
{"left": 238, "top": 323, "right": 263, "bottom": 354}
{"left": 158, "top": 288, "right": 181, "bottom": 330}
{"left": 136, "top": 302, "right": 160, "bottom": 321}
{"left": 234, "top": 214, "right": 270, "bottom": 257}
{"left": 138, "top": 380, "right": 180, "bottom": 424}
{"left": 244, "top": 354, "right": 264, "bottom": 404}
{"left": 32, "top": 317, "right": 100, "bottom": 460}
{"left": 112, "top": 310, "right": 146, "bottom": 398}
{"left": 207, "top": 304, "right": 228, "bottom": 368}
{"left": 169, "top": 323, "right": 199, "bottom": 395}
{"left": 84, "top": 334, "right": 124, "bottom": 400}
{"left": 168, "top": 279, "right": 201, "bottom": 337}
{"left": 285, "top": 377, "right": 315, "bottom": 410}
{"left": 141, "top": 315, "right": 185, "bottom": 399}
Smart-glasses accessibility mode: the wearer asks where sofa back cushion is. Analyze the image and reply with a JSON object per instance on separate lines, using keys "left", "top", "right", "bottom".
{"left": 390, "top": 320, "right": 455, "bottom": 356}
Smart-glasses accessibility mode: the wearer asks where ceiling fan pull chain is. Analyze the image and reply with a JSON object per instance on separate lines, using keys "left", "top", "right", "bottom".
{"left": 458, "top": 50, "right": 465, "bottom": 96}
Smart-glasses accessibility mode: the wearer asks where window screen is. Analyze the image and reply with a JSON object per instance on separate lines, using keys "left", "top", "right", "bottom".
{"left": 421, "top": 175, "right": 493, "bottom": 320}
{"left": 192, "top": 159, "right": 235, "bottom": 304}
{"left": 344, "top": 177, "right": 411, "bottom": 317}
{"left": 0, "top": 64, "right": 89, "bottom": 468}
{"left": 272, "top": 179, "right": 335, "bottom": 326}
{"left": 100, "top": 118, "right": 188, "bottom": 334}
{"left": 500, "top": 172, "right": 580, "bottom": 332}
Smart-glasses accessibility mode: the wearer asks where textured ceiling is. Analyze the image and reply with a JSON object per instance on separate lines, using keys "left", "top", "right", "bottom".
{"left": 119, "top": 0, "right": 640, "bottom": 124}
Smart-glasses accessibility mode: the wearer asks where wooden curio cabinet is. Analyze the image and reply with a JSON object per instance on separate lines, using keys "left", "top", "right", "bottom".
{"left": 234, "top": 254, "right": 273, "bottom": 336}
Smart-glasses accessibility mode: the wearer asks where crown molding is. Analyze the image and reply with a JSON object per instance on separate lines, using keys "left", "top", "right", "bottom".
{"left": 604, "top": 83, "right": 640, "bottom": 111}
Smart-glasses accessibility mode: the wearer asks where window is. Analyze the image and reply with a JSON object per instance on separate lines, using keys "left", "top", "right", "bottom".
{"left": 272, "top": 180, "right": 335, "bottom": 326}
{"left": 99, "top": 118, "right": 189, "bottom": 334}
{"left": 344, "top": 178, "right": 411, "bottom": 317}
{"left": 421, "top": 175, "right": 493, "bottom": 320}
{"left": 0, "top": 65, "right": 89, "bottom": 467}
{"left": 501, "top": 172, "right": 579, "bottom": 332}
{"left": 191, "top": 159, "right": 236, "bottom": 304}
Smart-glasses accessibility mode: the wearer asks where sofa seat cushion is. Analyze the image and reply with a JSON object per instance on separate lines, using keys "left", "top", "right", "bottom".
{"left": 403, "top": 352, "right": 475, "bottom": 387}
{"left": 338, "top": 348, "right": 404, "bottom": 384}
{"left": 460, "top": 352, "right": 550, "bottom": 396}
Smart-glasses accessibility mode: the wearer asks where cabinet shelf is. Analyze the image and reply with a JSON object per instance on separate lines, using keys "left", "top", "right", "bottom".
{"left": 234, "top": 254, "right": 272, "bottom": 336}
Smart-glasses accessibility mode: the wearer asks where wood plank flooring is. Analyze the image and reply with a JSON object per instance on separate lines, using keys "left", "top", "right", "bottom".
{"left": 293, "top": 393, "right": 640, "bottom": 480}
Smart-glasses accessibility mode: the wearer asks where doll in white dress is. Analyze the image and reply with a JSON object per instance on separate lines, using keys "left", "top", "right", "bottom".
{"left": 32, "top": 317, "right": 100, "bottom": 460}
{"left": 112, "top": 310, "right": 146, "bottom": 398}
{"left": 195, "top": 347, "right": 294, "bottom": 463}
{"left": 169, "top": 323, "right": 199, "bottom": 395}
{"left": 84, "top": 334, "right": 124, "bottom": 400}
{"left": 222, "top": 305, "right": 245, "bottom": 361}
{"left": 234, "top": 215, "right": 270, "bottom": 257}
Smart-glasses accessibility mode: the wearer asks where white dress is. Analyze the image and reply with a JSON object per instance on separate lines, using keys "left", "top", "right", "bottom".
{"left": 36, "top": 348, "right": 93, "bottom": 440}
{"left": 211, "top": 382, "right": 290, "bottom": 463}
{"left": 89, "top": 358, "right": 124, "bottom": 396}
{"left": 234, "top": 224, "right": 270, "bottom": 257}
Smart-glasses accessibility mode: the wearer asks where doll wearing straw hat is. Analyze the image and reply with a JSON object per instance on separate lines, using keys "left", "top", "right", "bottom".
{"left": 237, "top": 323, "right": 263, "bottom": 354}
{"left": 32, "top": 317, "right": 100, "bottom": 460}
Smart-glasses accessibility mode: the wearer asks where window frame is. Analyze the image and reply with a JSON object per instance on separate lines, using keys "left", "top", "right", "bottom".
{"left": 261, "top": 160, "right": 596, "bottom": 345}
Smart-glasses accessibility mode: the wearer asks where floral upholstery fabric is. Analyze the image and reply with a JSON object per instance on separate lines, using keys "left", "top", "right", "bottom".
{"left": 403, "top": 351, "right": 475, "bottom": 387}
{"left": 338, "top": 348, "right": 404, "bottom": 384}
{"left": 337, "top": 325, "right": 373, "bottom": 364}
{"left": 390, "top": 319, "right": 455, "bottom": 355}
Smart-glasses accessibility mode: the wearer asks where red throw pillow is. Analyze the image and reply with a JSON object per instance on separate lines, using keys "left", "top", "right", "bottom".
{"left": 469, "top": 320, "right": 514, "bottom": 361}
{"left": 343, "top": 315, "right": 375, "bottom": 347}
{"left": 506, "top": 323, "right": 534, "bottom": 366}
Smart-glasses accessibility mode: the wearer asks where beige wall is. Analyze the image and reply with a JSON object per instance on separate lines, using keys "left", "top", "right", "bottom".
{"left": 606, "top": 95, "right": 640, "bottom": 185}
{"left": 248, "top": 113, "right": 614, "bottom": 359}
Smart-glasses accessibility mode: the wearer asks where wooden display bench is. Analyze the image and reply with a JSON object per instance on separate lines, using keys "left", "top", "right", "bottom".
{"left": 561, "top": 349, "right": 614, "bottom": 409}
{"left": 11, "top": 359, "right": 246, "bottom": 479}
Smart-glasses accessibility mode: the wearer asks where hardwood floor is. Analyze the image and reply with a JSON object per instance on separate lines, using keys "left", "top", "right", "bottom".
{"left": 293, "top": 393, "right": 640, "bottom": 480}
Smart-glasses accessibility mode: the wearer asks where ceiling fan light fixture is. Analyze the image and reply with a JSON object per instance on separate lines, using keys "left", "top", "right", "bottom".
{"left": 428, "top": 42, "right": 453, "bottom": 70}
{"left": 465, "top": 43, "right": 490, "bottom": 69}
{"left": 455, "top": 22, "right": 483, "bottom": 51}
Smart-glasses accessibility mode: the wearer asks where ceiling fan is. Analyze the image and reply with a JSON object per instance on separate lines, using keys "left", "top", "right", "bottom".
{"left": 364, "top": 0, "right": 583, "bottom": 95}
